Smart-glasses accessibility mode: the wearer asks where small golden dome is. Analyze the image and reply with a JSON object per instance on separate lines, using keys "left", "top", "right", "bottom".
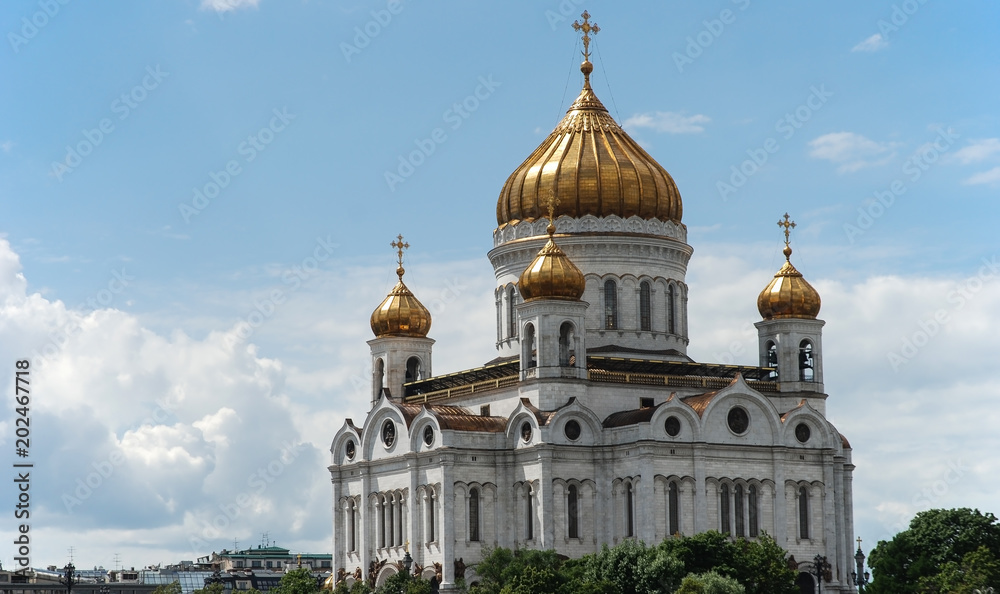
{"left": 757, "top": 245, "right": 822, "bottom": 320}
{"left": 370, "top": 266, "right": 432, "bottom": 337}
{"left": 518, "top": 224, "right": 586, "bottom": 301}
{"left": 322, "top": 575, "right": 335, "bottom": 591}
{"left": 496, "top": 63, "right": 682, "bottom": 227}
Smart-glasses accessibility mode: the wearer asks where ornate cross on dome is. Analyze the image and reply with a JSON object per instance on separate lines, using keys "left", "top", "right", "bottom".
{"left": 545, "top": 194, "right": 560, "bottom": 236}
{"left": 777, "top": 213, "right": 796, "bottom": 247}
{"left": 391, "top": 234, "right": 409, "bottom": 278}
{"left": 572, "top": 11, "right": 600, "bottom": 63}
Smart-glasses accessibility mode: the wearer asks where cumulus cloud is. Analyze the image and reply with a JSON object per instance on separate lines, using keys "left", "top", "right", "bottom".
{"left": 624, "top": 111, "right": 711, "bottom": 134}
{"left": 951, "top": 138, "right": 1000, "bottom": 165}
{"left": 199, "top": 0, "right": 259, "bottom": 13}
{"left": 963, "top": 166, "right": 1000, "bottom": 186}
{"left": 852, "top": 33, "right": 888, "bottom": 53}
{"left": 808, "top": 131, "right": 899, "bottom": 173}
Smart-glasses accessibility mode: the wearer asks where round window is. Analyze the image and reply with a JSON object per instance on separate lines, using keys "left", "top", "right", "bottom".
{"left": 564, "top": 420, "right": 581, "bottom": 441}
{"left": 423, "top": 425, "right": 434, "bottom": 446}
{"left": 381, "top": 419, "right": 396, "bottom": 447}
{"left": 727, "top": 407, "right": 750, "bottom": 434}
{"left": 521, "top": 421, "right": 532, "bottom": 443}
{"left": 345, "top": 439, "right": 356, "bottom": 460}
{"left": 664, "top": 416, "right": 681, "bottom": 437}
{"left": 795, "top": 422, "right": 811, "bottom": 443}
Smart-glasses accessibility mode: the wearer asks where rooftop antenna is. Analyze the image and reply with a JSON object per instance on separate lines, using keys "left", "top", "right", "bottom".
{"left": 114, "top": 553, "right": 121, "bottom": 573}
{"left": 234, "top": 539, "right": 239, "bottom": 551}
{"left": 68, "top": 547, "right": 75, "bottom": 563}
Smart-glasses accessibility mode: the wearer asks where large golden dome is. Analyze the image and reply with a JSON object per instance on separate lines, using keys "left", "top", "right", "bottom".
{"left": 757, "top": 245, "right": 822, "bottom": 320}
{"left": 496, "top": 61, "right": 682, "bottom": 227}
{"left": 518, "top": 223, "right": 586, "bottom": 301}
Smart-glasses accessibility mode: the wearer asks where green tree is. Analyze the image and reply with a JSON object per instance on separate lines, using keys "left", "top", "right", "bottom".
{"left": 580, "top": 539, "right": 685, "bottom": 594}
{"left": 676, "top": 571, "right": 746, "bottom": 594}
{"left": 372, "top": 571, "right": 431, "bottom": 594}
{"left": 868, "top": 508, "right": 1000, "bottom": 593}
{"left": 730, "top": 533, "right": 798, "bottom": 594}
{"left": 275, "top": 567, "right": 321, "bottom": 594}
{"left": 152, "top": 581, "right": 182, "bottom": 594}
{"left": 916, "top": 546, "right": 1000, "bottom": 594}
{"left": 470, "top": 547, "right": 567, "bottom": 594}
{"left": 192, "top": 583, "right": 225, "bottom": 594}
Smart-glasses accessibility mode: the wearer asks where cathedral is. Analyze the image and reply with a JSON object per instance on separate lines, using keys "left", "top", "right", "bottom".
{"left": 329, "top": 14, "right": 855, "bottom": 593}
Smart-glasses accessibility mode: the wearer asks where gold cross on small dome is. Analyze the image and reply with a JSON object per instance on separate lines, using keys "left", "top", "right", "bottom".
{"left": 777, "top": 213, "right": 796, "bottom": 247}
{"left": 391, "top": 234, "right": 410, "bottom": 279}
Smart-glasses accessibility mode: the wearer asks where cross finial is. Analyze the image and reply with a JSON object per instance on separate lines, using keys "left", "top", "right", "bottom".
{"left": 572, "top": 11, "right": 600, "bottom": 85}
{"left": 777, "top": 213, "right": 796, "bottom": 260}
{"left": 545, "top": 194, "right": 560, "bottom": 237}
{"left": 857, "top": 537, "right": 863, "bottom": 550}
{"left": 391, "top": 234, "right": 410, "bottom": 279}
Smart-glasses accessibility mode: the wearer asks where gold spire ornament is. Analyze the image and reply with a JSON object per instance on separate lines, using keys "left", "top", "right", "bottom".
{"left": 572, "top": 11, "right": 600, "bottom": 86}
{"left": 370, "top": 234, "right": 432, "bottom": 337}
{"left": 757, "top": 214, "right": 821, "bottom": 320}
{"left": 496, "top": 11, "right": 682, "bottom": 227}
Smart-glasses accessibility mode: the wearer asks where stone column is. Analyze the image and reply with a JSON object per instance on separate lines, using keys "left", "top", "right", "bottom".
{"left": 693, "top": 445, "right": 707, "bottom": 532}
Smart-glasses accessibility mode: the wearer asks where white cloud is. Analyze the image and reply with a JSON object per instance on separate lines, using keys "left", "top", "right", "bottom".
{"left": 852, "top": 33, "right": 888, "bottom": 53}
{"left": 951, "top": 138, "right": 1000, "bottom": 165}
{"left": 199, "top": 0, "right": 259, "bottom": 13}
{"left": 0, "top": 141, "right": 14, "bottom": 153}
{"left": 624, "top": 111, "right": 711, "bottom": 134}
{"left": 808, "top": 131, "right": 898, "bottom": 173}
{"left": 963, "top": 166, "right": 1000, "bottom": 186}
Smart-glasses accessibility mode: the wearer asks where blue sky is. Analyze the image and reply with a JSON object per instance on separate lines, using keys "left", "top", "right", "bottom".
{"left": 1, "top": 0, "right": 999, "bottom": 573}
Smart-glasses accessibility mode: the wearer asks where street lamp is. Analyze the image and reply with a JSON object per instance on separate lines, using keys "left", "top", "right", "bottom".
{"left": 812, "top": 555, "right": 831, "bottom": 594}
{"left": 851, "top": 538, "right": 870, "bottom": 590}
{"left": 61, "top": 564, "right": 78, "bottom": 594}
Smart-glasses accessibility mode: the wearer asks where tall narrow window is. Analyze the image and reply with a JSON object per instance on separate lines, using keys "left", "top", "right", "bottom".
{"left": 386, "top": 495, "right": 394, "bottom": 547}
{"left": 799, "top": 340, "right": 815, "bottom": 381}
{"left": 524, "top": 323, "right": 537, "bottom": 368}
{"left": 625, "top": 482, "right": 635, "bottom": 537}
{"left": 567, "top": 485, "right": 579, "bottom": 539}
{"left": 799, "top": 487, "right": 810, "bottom": 539}
{"left": 667, "top": 285, "right": 676, "bottom": 334}
{"left": 508, "top": 286, "right": 517, "bottom": 339}
{"left": 427, "top": 490, "right": 435, "bottom": 543}
{"left": 469, "top": 488, "right": 480, "bottom": 542}
{"left": 766, "top": 341, "right": 778, "bottom": 379}
{"left": 559, "top": 322, "right": 573, "bottom": 366}
{"left": 720, "top": 484, "right": 731, "bottom": 535}
{"left": 604, "top": 280, "right": 618, "bottom": 330}
{"left": 525, "top": 486, "right": 534, "bottom": 541}
{"left": 639, "top": 281, "right": 651, "bottom": 331}
{"left": 348, "top": 500, "right": 357, "bottom": 552}
{"left": 735, "top": 485, "right": 745, "bottom": 538}
{"left": 379, "top": 497, "right": 386, "bottom": 548}
{"left": 406, "top": 357, "right": 421, "bottom": 383}
{"left": 668, "top": 481, "right": 680, "bottom": 537}
{"left": 748, "top": 485, "right": 759, "bottom": 537}
{"left": 373, "top": 358, "right": 384, "bottom": 401}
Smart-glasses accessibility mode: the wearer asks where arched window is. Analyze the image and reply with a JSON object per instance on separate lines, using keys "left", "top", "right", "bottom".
{"left": 348, "top": 499, "right": 357, "bottom": 552}
{"left": 373, "top": 358, "right": 384, "bottom": 401}
{"left": 386, "top": 495, "right": 394, "bottom": 547}
{"left": 469, "top": 488, "right": 480, "bottom": 542}
{"left": 639, "top": 281, "right": 651, "bottom": 331}
{"left": 766, "top": 341, "right": 778, "bottom": 379}
{"left": 508, "top": 286, "right": 517, "bottom": 339}
{"left": 625, "top": 482, "right": 635, "bottom": 537}
{"left": 426, "top": 489, "right": 435, "bottom": 543}
{"left": 667, "top": 285, "right": 676, "bottom": 334}
{"left": 720, "top": 484, "right": 731, "bottom": 535}
{"left": 406, "top": 357, "right": 421, "bottom": 383}
{"left": 567, "top": 484, "right": 579, "bottom": 539}
{"left": 559, "top": 322, "right": 574, "bottom": 366}
{"left": 523, "top": 323, "right": 537, "bottom": 368}
{"left": 735, "top": 484, "right": 745, "bottom": 538}
{"left": 668, "top": 481, "right": 680, "bottom": 537}
{"left": 748, "top": 485, "right": 759, "bottom": 538}
{"left": 799, "top": 340, "right": 815, "bottom": 381}
{"left": 799, "top": 486, "right": 810, "bottom": 539}
{"left": 604, "top": 279, "right": 618, "bottom": 330}
{"left": 525, "top": 485, "right": 534, "bottom": 541}
{"left": 379, "top": 496, "right": 387, "bottom": 548}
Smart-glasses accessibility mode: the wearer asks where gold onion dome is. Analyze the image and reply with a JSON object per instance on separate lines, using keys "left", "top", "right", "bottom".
{"left": 370, "top": 235, "right": 432, "bottom": 338}
{"left": 518, "top": 223, "right": 586, "bottom": 302}
{"left": 496, "top": 13, "right": 682, "bottom": 227}
{"left": 757, "top": 215, "right": 821, "bottom": 320}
